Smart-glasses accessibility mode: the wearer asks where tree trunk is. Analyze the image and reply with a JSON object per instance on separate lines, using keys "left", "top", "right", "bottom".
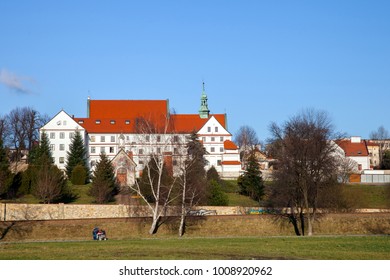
{"left": 149, "top": 215, "right": 160, "bottom": 235}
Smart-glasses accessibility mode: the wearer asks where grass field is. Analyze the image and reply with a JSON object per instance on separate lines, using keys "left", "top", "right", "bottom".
{"left": 0, "top": 236, "right": 389, "bottom": 260}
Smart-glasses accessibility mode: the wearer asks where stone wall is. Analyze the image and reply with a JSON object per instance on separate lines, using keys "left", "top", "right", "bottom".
{"left": 0, "top": 203, "right": 246, "bottom": 221}
{"left": 1, "top": 203, "right": 389, "bottom": 221}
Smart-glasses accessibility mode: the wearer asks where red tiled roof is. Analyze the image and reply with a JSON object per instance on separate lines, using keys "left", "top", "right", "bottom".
{"left": 365, "top": 140, "right": 380, "bottom": 147}
{"left": 222, "top": 161, "right": 241, "bottom": 165}
{"left": 76, "top": 99, "right": 228, "bottom": 134}
{"left": 224, "top": 140, "right": 238, "bottom": 150}
{"left": 171, "top": 114, "right": 226, "bottom": 133}
{"left": 335, "top": 139, "right": 369, "bottom": 157}
{"left": 89, "top": 100, "right": 168, "bottom": 119}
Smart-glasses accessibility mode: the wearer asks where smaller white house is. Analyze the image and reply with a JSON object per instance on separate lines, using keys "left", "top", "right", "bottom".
{"left": 40, "top": 110, "right": 87, "bottom": 171}
{"left": 335, "top": 136, "right": 370, "bottom": 172}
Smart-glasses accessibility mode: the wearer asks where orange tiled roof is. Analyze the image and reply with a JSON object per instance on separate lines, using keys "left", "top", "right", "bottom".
{"left": 171, "top": 114, "right": 226, "bottom": 133}
{"left": 89, "top": 99, "right": 168, "bottom": 119}
{"left": 222, "top": 161, "right": 241, "bottom": 165}
{"left": 76, "top": 99, "right": 228, "bottom": 134}
{"left": 224, "top": 140, "right": 238, "bottom": 150}
{"left": 335, "top": 139, "right": 369, "bottom": 157}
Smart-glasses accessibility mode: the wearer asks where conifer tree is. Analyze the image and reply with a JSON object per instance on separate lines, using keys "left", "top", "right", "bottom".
{"left": 89, "top": 153, "right": 118, "bottom": 203}
{"left": 237, "top": 151, "right": 264, "bottom": 203}
{"left": 65, "top": 130, "right": 89, "bottom": 183}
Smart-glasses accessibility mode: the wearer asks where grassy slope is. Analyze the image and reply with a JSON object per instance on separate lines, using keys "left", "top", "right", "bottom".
{"left": 1, "top": 236, "right": 388, "bottom": 260}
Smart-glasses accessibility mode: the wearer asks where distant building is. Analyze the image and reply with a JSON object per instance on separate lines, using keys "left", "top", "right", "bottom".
{"left": 365, "top": 140, "right": 380, "bottom": 169}
{"left": 40, "top": 86, "right": 241, "bottom": 183}
{"left": 335, "top": 136, "right": 370, "bottom": 172}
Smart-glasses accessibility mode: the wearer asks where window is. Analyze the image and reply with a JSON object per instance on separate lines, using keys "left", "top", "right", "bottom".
{"left": 59, "top": 132, "right": 65, "bottom": 139}
{"left": 139, "top": 149, "right": 144, "bottom": 155}
{"left": 217, "top": 160, "right": 222, "bottom": 166}
{"left": 211, "top": 147, "right": 215, "bottom": 153}
{"left": 157, "top": 136, "right": 161, "bottom": 142}
{"left": 220, "top": 137, "right": 224, "bottom": 142}
{"left": 69, "top": 132, "right": 74, "bottom": 139}
{"left": 211, "top": 137, "right": 215, "bottom": 142}
{"left": 50, "top": 144, "right": 55, "bottom": 151}
{"left": 202, "top": 137, "right": 206, "bottom": 142}
{"left": 91, "top": 147, "right": 96, "bottom": 153}
{"left": 50, "top": 132, "right": 55, "bottom": 139}
{"left": 110, "top": 120, "right": 115, "bottom": 124}
{"left": 90, "top": 136, "right": 95, "bottom": 142}
{"left": 125, "top": 120, "right": 130, "bottom": 125}
{"left": 78, "top": 120, "right": 84, "bottom": 124}
{"left": 139, "top": 160, "right": 144, "bottom": 165}
{"left": 111, "top": 136, "right": 115, "bottom": 142}
{"left": 109, "top": 147, "right": 115, "bottom": 153}
{"left": 207, "top": 127, "right": 211, "bottom": 132}
{"left": 174, "top": 148, "right": 178, "bottom": 155}
{"left": 173, "top": 160, "right": 177, "bottom": 166}
{"left": 146, "top": 135, "right": 150, "bottom": 142}
{"left": 100, "top": 147, "right": 105, "bottom": 154}
{"left": 215, "top": 127, "right": 218, "bottom": 132}
{"left": 157, "top": 147, "right": 161, "bottom": 154}
{"left": 220, "top": 147, "right": 224, "bottom": 153}
{"left": 59, "top": 157, "right": 65, "bottom": 164}
{"left": 173, "top": 135, "right": 179, "bottom": 142}
{"left": 96, "top": 120, "right": 101, "bottom": 124}
{"left": 59, "top": 144, "right": 65, "bottom": 151}
{"left": 101, "top": 136, "right": 105, "bottom": 142}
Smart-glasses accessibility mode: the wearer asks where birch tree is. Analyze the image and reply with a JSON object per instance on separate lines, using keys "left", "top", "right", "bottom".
{"left": 129, "top": 115, "right": 182, "bottom": 235}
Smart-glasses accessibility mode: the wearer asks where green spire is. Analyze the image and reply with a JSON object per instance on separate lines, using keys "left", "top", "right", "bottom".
{"left": 199, "top": 82, "right": 210, "bottom": 119}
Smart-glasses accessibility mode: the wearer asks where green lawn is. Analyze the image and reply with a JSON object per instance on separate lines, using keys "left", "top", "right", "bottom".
{"left": 0, "top": 236, "right": 388, "bottom": 260}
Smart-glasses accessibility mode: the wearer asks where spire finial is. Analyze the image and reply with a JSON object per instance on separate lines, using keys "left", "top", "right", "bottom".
{"left": 199, "top": 81, "right": 210, "bottom": 119}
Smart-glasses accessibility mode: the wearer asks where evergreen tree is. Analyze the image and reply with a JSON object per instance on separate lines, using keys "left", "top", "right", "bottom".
{"left": 29, "top": 131, "right": 67, "bottom": 203}
{"left": 89, "top": 153, "right": 118, "bottom": 203}
{"left": 237, "top": 152, "right": 264, "bottom": 203}
{"left": 66, "top": 130, "right": 89, "bottom": 183}
{"left": 0, "top": 138, "right": 12, "bottom": 198}
{"left": 208, "top": 179, "right": 229, "bottom": 206}
{"left": 185, "top": 131, "right": 208, "bottom": 204}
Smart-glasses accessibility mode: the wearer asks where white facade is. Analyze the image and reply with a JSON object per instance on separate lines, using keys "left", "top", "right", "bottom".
{"left": 40, "top": 111, "right": 86, "bottom": 171}
{"left": 42, "top": 106, "right": 242, "bottom": 180}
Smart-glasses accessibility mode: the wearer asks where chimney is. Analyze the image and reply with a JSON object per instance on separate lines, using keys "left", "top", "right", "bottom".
{"left": 351, "top": 136, "right": 361, "bottom": 143}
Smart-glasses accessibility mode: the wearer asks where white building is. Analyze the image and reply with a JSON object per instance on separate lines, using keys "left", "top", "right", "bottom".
{"left": 40, "top": 88, "right": 242, "bottom": 183}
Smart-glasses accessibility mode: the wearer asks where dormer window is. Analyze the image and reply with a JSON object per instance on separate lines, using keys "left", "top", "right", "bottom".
{"left": 125, "top": 120, "right": 130, "bottom": 125}
{"left": 110, "top": 120, "right": 116, "bottom": 124}
{"left": 78, "top": 120, "right": 84, "bottom": 124}
{"left": 96, "top": 120, "right": 101, "bottom": 124}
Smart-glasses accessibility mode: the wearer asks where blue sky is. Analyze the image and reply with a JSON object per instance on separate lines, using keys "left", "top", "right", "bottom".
{"left": 1, "top": 0, "right": 389, "bottom": 141}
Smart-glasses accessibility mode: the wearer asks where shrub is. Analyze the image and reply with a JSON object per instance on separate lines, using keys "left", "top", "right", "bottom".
{"left": 71, "top": 164, "right": 87, "bottom": 185}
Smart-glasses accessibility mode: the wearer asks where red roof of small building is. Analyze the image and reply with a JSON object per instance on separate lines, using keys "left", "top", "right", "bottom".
{"left": 224, "top": 140, "right": 238, "bottom": 150}
{"left": 222, "top": 161, "right": 241, "bottom": 165}
{"left": 335, "top": 139, "right": 369, "bottom": 157}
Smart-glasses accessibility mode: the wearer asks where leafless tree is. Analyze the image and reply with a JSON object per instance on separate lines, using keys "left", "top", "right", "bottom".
{"left": 129, "top": 114, "right": 183, "bottom": 234}
{"left": 34, "top": 164, "right": 66, "bottom": 204}
{"left": 268, "top": 109, "right": 340, "bottom": 236}
{"left": 6, "top": 107, "right": 47, "bottom": 162}
{"left": 370, "top": 125, "right": 389, "bottom": 168}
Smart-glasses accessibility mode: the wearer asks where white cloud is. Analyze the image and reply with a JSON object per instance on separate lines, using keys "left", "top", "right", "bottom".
{"left": 0, "top": 69, "right": 35, "bottom": 94}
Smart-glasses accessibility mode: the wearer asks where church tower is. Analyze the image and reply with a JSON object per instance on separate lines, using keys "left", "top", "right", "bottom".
{"left": 199, "top": 82, "right": 210, "bottom": 119}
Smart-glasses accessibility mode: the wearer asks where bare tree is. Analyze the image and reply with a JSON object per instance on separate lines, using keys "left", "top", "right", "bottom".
{"left": 370, "top": 125, "right": 389, "bottom": 168}
{"left": 129, "top": 115, "right": 182, "bottom": 235}
{"left": 6, "top": 107, "right": 46, "bottom": 162}
{"left": 268, "top": 109, "right": 339, "bottom": 236}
